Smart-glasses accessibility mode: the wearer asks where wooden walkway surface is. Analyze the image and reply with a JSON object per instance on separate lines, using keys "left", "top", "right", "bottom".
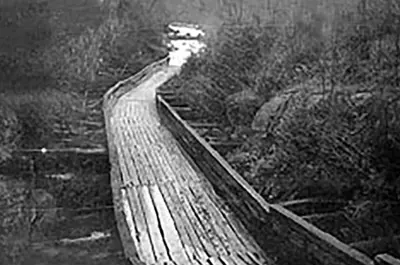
{"left": 108, "top": 66, "right": 273, "bottom": 265}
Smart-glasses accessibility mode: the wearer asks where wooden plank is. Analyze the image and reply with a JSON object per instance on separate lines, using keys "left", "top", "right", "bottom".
{"left": 127, "top": 187, "right": 156, "bottom": 264}
{"left": 104, "top": 104, "right": 138, "bottom": 263}
{"left": 170, "top": 181, "right": 219, "bottom": 259}
{"left": 125, "top": 117, "right": 157, "bottom": 185}
{"left": 175, "top": 148, "right": 262, "bottom": 256}
{"left": 143, "top": 120, "right": 200, "bottom": 184}
{"left": 157, "top": 95, "right": 374, "bottom": 265}
{"left": 137, "top": 186, "right": 170, "bottom": 264}
{"left": 194, "top": 257, "right": 210, "bottom": 265}
{"left": 148, "top": 120, "right": 256, "bottom": 261}
{"left": 374, "top": 254, "right": 400, "bottom": 265}
{"left": 182, "top": 183, "right": 229, "bottom": 257}
{"left": 229, "top": 254, "right": 249, "bottom": 265}
{"left": 154, "top": 104, "right": 265, "bottom": 259}
{"left": 157, "top": 90, "right": 176, "bottom": 95}
{"left": 120, "top": 189, "right": 140, "bottom": 257}
{"left": 111, "top": 106, "right": 148, "bottom": 264}
{"left": 116, "top": 115, "right": 143, "bottom": 184}
{"left": 158, "top": 184, "right": 202, "bottom": 263}
{"left": 245, "top": 251, "right": 272, "bottom": 265}
{"left": 187, "top": 122, "right": 220, "bottom": 128}
{"left": 277, "top": 198, "right": 348, "bottom": 216}
{"left": 163, "top": 182, "right": 209, "bottom": 262}
{"left": 155, "top": 132, "right": 232, "bottom": 257}
{"left": 162, "top": 97, "right": 187, "bottom": 106}
{"left": 122, "top": 97, "right": 215, "bottom": 264}
{"left": 147, "top": 103, "right": 160, "bottom": 124}
{"left": 106, "top": 133, "right": 144, "bottom": 264}
{"left": 137, "top": 104, "right": 157, "bottom": 127}
{"left": 120, "top": 117, "right": 151, "bottom": 186}
{"left": 137, "top": 122, "right": 175, "bottom": 184}
{"left": 173, "top": 106, "right": 192, "bottom": 112}
{"left": 189, "top": 182, "right": 241, "bottom": 255}
{"left": 219, "top": 255, "right": 238, "bottom": 265}
{"left": 205, "top": 183, "right": 262, "bottom": 255}
{"left": 113, "top": 126, "right": 143, "bottom": 260}
{"left": 114, "top": 123, "right": 140, "bottom": 187}
{"left": 149, "top": 185, "right": 190, "bottom": 264}
{"left": 208, "top": 256, "right": 226, "bottom": 265}
{"left": 209, "top": 141, "right": 242, "bottom": 148}
{"left": 231, "top": 253, "right": 255, "bottom": 265}
{"left": 171, "top": 144, "right": 260, "bottom": 256}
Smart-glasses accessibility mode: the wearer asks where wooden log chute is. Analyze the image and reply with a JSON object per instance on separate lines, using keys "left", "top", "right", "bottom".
{"left": 103, "top": 58, "right": 272, "bottom": 265}
{"left": 102, "top": 56, "right": 399, "bottom": 265}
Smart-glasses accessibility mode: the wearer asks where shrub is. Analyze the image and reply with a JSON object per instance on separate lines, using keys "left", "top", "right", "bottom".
{"left": 161, "top": 0, "right": 400, "bottom": 242}
{"left": 0, "top": 88, "right": 83, "bottom": 149}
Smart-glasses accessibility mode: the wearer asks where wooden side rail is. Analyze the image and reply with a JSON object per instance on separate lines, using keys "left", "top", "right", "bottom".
{"left": 156, "top": 95, "right": 375, "bottom": 265}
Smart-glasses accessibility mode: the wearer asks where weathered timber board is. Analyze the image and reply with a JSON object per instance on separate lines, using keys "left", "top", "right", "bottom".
{"left": 156, "top": 95, "right": 375, "bottom": 265}
{"left": 141, "top": 112, "right": 270, "bottom": 261}
{"left": 103, "top": 105, "right": 144, "bottom": 265}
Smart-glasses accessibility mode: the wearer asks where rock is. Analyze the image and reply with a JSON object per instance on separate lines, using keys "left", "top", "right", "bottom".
{"left": 251, "top": 94, "right": 292, "bottom": 131}
{"left": 225, "top": 90, "right": 263, "bottom": 127}
{"left": 251, "top": 80, "right": 374, "bottom": 132}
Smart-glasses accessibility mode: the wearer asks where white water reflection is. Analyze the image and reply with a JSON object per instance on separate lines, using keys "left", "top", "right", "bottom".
{"left": 166, "top": 25, "right": 206, "bottom": 67}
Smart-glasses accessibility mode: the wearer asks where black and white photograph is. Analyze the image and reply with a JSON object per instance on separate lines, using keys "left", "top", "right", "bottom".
{"left": 1, "top": 0, "right": 399, "bottom": 264}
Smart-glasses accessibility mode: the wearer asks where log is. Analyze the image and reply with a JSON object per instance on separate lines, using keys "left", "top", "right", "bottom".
{"left": 187, "top": 122, "right": 220, "bottom": 128}
{"left": 15, "top": 147, "right": 107, "bottom": 155}
{"left": 350, "top": 236, "right": 400, "bottom": 258}
{"left": 172, "top": 106, "right": 192, "bottom": 112}
{"left": 168, "top": 102, "right": 191, "bottom": 108}
{"left": 208, "top": 141, "right": 242, "bottom": 148}
{"left": 301, "top": 212, "right": 345, "bottom": 222}
{"left": 156, "top": 90, "right": 176, "bottom": 96}
{"left": 374, "top": 254, "right": 400, "bottom": 265}
{"left": 278, "top": 198, "right": 349, "bottom": 216}
{"left": 158, "top": 94, "right": 177, "bottom": 100}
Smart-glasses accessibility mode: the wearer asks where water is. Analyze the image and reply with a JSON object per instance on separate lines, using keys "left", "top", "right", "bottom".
{"left": 166, "top": 25, "right": 206, "bottom": 66}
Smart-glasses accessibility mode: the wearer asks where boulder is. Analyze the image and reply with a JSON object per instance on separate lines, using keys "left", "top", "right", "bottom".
{"left": 251, "top": 79, "right": 375, "bottom": 132}
{"left": 225, "top": 90, "right": 263, "bottom": 127}
{"left": 251, "top": 93, "right": 292, "bottom": 131}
